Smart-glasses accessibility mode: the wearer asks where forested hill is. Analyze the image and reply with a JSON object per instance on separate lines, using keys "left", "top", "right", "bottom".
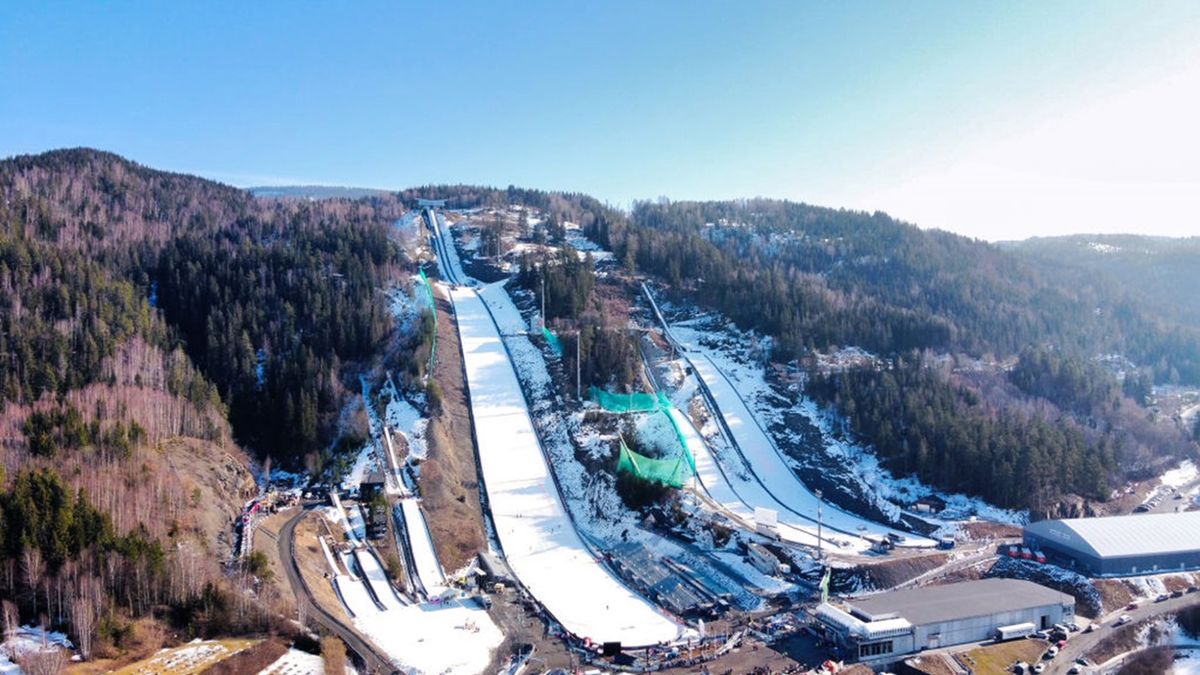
{"left": 0, "top": 148, "right": 408, "bottom": 658}
{"left": 584, "top": 199, "right": 1200, "bottom": 385}
{"left": 1001, "top": 234, "right": 1200, "bottom": 330}
{"left": 578, "top": 198, "right": 1200, "bottom": 512}
{"left": 0, "top": 148, "right": 404, "bottom": 464}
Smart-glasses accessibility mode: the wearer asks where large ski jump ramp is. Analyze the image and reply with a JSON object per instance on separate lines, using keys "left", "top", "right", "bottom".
{"left": 451, "top": 285, "right": 680, "bottom": 646}
{"left": 687, "top": 352, "right": 934, "bottom": 548}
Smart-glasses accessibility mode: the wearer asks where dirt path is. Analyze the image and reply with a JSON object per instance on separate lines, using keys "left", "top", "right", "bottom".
{"left": 420, "top": 286, "right": 486, "bottom": 572}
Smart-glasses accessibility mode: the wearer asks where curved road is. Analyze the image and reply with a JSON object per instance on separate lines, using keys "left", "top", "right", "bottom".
{"left": 277, "top": 506, "right": 399, "bottom": 675}
{"left": 1047, "top": 590, "right": 1200, "bottom": 675}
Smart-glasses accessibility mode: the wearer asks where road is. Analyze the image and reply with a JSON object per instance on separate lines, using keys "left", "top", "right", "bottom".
{"left": 277, "top": 506, "right": 399, "bottom": 675}
{"left": 1047, "top": 590, "right": 1200, "bottom": 675}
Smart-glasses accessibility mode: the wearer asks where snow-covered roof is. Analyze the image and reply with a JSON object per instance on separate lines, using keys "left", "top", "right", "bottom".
{"left": 1025, "top": 511, "right": 1200, "bottom": 559}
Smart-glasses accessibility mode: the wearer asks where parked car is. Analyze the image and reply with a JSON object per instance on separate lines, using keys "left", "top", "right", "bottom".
{"left": 1084, "top": 623, "right": 1099, "bottom": 633}
{"left": 1045, "top": 646, "right": 1059, "bottom": 659}
{"left": 1033, "top": 664, "right": 1045, "bottom": 674}
{"left": 1127, "top": 602, "right": 1140, "bottom": 610}
{"left": 1068, "top": 667, "right": 1081, "bottom": 674}
{"left": 1156, "top": 593, "right": 1170, "bottom": 602}
{"left": 1188, "top": 586, "right": 1199, "bottom": 594}
{"left": 1172, "top": 590, "right": 1184, "bottom": 598}
{"left": 1116, "top": 614, "right": 1132, "bottom": 626}
{"left": 1076, "top": 658, "right": 1091, "bottom": 666}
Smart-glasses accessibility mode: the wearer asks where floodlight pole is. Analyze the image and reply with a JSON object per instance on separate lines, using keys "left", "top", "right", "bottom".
{"left": 815, "top": 488, "right": 824, "bottom": 562}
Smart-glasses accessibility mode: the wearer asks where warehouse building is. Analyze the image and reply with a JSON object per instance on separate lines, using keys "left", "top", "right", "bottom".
{"left": 1023, "top": 511, "right": 1200, "bottom": 577}
{"left": 813, "top": 578, "right": 1074, "bottom": 664}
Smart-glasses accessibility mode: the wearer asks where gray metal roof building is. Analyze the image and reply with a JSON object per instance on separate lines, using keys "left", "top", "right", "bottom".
{"left": 1024, "top": 511, "right": 1200, "bottom": 577}
{"left": 814, "top": 579, "right": 1074, "bottom": 664}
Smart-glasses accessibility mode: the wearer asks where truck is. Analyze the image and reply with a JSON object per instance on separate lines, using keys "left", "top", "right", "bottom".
{"left": 995, "top": 622, "right": 1037, "bottom": 642}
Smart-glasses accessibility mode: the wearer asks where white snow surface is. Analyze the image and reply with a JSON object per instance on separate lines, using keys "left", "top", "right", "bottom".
{"left": 383, "top": 379, "right": 428, "bottom": 462}
{"left": 1161, "top": 460, "right": 1198, "bottom": 488}
{"left": 334, "top": 575, "right": 379, "bottom": 618}
{"left": 662, "top": 303, "right": 1023, "bottom": 531}
{"left": 0, "top": 626, "right": 74, "bottom": 671}
{"left": 450, "top": 283, "right": 681, "bottom": 646}
{"left": 354, "top": 548, "right": 405, "bottom": 610}
{"left": 686, "top": 351, "right": 934, "bottom": 548}
{"left": 430, "top": 210, "right": 469, "bottom": 284}
{"left": 674, "top": 404, "right": 837, "bottom": 548}
{"left": 259, "top": 647, "right": 325, "bottom": 675}
{"left": 340, "top": 441, "right": 377, "bottom": 494}
{"left": 355, "top": 598, "right": 503, "bottom": 674}
{"left": 400, "top": 498, "right": 446, "bottom": 594}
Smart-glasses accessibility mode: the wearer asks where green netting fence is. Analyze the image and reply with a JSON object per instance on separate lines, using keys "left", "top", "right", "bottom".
{"left": 594, "top": 386, "right": 697, "bottom": 485}
{"left": 589, "top": 386, "right": 667, "bottom": 413}
{"left": 617, "top": 437, "right": 691, "bottom": 488}
{"left": 419, "top": 269, "right": 437, "bottom": 376}
{"left": 541, "top": 326, "right": 563, "bottom": 357}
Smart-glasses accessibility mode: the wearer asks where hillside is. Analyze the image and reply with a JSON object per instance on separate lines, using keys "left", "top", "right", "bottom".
{"left": 404, "top": 187, "right": 1199, "bottom": 513}
{"left": 1001, "top": 234, "right": 1200, "bottom": 329}
{"left": 0, "top": 149, "right": 409, "bottom": 665}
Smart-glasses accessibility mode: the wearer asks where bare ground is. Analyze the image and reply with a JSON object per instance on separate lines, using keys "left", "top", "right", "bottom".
{"left": 294, "top": 511, "right": 352, "bottom": 624}
{"left": 420, "top": 288, "right": 487, "bottom": 572}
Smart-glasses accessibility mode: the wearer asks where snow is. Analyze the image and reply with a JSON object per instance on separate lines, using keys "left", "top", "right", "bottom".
{"left": 400, "top": 498, "right": 446, "bottom": 594}
{"left": 430, "top": 210, "right": 469, "bottom": 284}
{"left": 334, "top": 575, "right": 379, "bottom": 618}
{"left": 354, "top": 597, "right": 503, "bottom": 674}
{"left": 1161, "top": 460, "right": 1198, "bottom": 489}
{"left": 450, "top": 283, "right": 682, "bottom": 646}
{"left": 651, "top": 286, "right": 1022, "bottom": 533}
{"left": 354, "top": 548, "right": 405, "bottom": 610}
{"left": 383, "top": 378, "right": 428, "bottom": 462}
{"left": 340, "top": 442, "right": 377, "bottom": 493}
{"left": 259, "top": 647, "right": 324, "bottom": 675}
{"left": 0, "top": 626, "right": 75, "bottom": 672}
{"left": 346, "top": 505, "right": 368, "bottom": 542}
{"left": 673, "top": 403, "right": 837, "bottom": 549}
{"left": 686, "top": 351, "right": 933, "bottom": 548}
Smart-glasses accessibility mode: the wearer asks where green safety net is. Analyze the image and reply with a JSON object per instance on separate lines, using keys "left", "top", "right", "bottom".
{"left": 617, "top": 437, "right": 691, "bottom": 488}
{"left": 589, "top": 386, "right": 667, "bottom": 413}
{"left": 541, "top": 326, "right": 563, "bottom": 357}
{"left": 419, "top": 269, "right": 437, "bottom": 374}
{"left": 594, "top": 385, "right": 698, "bottom": 484}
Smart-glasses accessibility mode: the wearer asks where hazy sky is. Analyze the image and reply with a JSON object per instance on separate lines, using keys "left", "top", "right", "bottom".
{"left": 2, "top": 1, "right": 1197, "bottom": 241}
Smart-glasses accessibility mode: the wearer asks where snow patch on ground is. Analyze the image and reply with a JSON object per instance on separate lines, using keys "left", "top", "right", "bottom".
{"left": 381, "top": 377, "right": 428, "bottom": 462}
{"left": 259, "top": 647, "right": 325, "bottom": 675}
{"left": 667, "top": 308, "right": 1023, "bottom": 531}
{"left": 355, "top": 597, "right": 502, "bottom": 674}
{"left": 0, "top": 626, "right": 74, "bottom": 671}
{"left": 1161, "top": 460, "right": 1198, "bottom": 489}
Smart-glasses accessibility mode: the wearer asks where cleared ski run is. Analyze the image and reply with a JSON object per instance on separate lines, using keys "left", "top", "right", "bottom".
{"left": 451, "top": 284, "right": 681, "bottom": 646}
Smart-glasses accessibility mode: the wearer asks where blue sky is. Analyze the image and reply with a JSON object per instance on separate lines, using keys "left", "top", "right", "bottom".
{"left": 2, "top": 1, "right": 1197, "bottom": 240}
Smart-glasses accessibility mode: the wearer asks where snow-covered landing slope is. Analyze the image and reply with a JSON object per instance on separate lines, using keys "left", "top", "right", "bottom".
{"left": 400, "top": 498, "right": 446, "bottom": 594}
{"left": 687, "top": 353, "right": 934, "bottom": 548}
{"left": 451, "top": 285, "right": 680, "bottom": 646}
{"left": 671, "top": 406, "right": 841, "bottom": 549}
{"left": 354, "top": 548, "right": 405, "bottom": 611}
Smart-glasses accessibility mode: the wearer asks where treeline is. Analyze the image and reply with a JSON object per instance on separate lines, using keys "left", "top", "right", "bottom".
{"left": 1008, "top": 346, "right": 1122, "bottom": 418}
{"left": 0, "top": 238, "right": 165, "bottom": 404}
{"left": 582, "top": 198, "right": 1200, "bottom": 385}
{"left": 808, "top": 358, "right": 1114, "bottom": 509}
{"left": 0, "top": 467, "right": 277, "bottom": 659}
{"left": 155, "top": 214, "right": 396, "bottom": 460}
{"left": 1, "top": 148, "right": 404, "bottom": 464}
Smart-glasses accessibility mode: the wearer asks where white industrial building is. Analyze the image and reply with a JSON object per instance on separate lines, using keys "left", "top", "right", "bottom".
{"left": 813, "top": 578, "right": 1075, "bottom": 664}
